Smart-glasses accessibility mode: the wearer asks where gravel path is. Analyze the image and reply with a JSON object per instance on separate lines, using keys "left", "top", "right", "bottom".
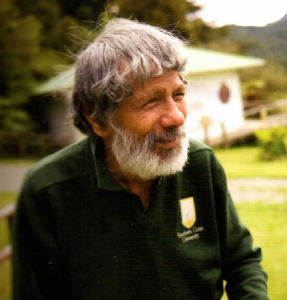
{"left": 227, "top": 178, "right": 287, "bottom": 203}
{"left": 0, "top": 165, "right": 286, "bottom": 203}
{"left": 0, "top": 165, "right": 30, "bottom": 192}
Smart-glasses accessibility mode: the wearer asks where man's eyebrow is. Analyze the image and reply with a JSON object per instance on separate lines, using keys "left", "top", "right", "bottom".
{"left": 130, "top": 84, "right": 186, "bottom": 105}
{"left": 173, "top": 85, "right": 186, "bottom": 93}
{"left": 147, "top": 88, "right": 165, "bottom": 97}
{"left": 133, "top": 88, "right": 165, "bottom": 102}
{"left": 148, "top": 84, "right": 186, "bottom": 96}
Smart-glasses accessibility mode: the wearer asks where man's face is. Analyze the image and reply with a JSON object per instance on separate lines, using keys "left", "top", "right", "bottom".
{"left": 106, "top": 71, "right": 189, "bottom": 179}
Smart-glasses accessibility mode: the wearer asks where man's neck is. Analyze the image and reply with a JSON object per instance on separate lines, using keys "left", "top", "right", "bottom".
{"left": 104, "top": 149, "right": 154, "bottom": 207}
{"left": 114, "top": 173, "right": 154, "bottom": 208}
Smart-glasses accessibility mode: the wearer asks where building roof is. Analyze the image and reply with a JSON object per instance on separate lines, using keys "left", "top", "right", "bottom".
{"left": 33, "top": 68, "right": 75, "bottom": 95}
{"left": 185, "top": 48, "right": 265, "bottom": 76}
{"left": 33, "top": 48, "right": 265, "bottom": 95}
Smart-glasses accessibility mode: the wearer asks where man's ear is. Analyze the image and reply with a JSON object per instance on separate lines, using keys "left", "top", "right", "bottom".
{"left": 85, "top": 116, "right": 109, "bottom": 137}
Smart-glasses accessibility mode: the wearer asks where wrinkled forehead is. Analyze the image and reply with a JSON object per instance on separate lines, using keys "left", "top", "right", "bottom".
{"left": 118, "top": 56, "right": 161, "bottom": 85}
{"left": 119, "top": 56, "right": 186, "bottom": 88}
{"left": 123, "top": 71, "right": 185, "bottom": 105}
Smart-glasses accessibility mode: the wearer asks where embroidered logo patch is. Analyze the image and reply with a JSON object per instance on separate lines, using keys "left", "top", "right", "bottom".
{"left": 180, "top": 197, "right": 196, "bottom": 229}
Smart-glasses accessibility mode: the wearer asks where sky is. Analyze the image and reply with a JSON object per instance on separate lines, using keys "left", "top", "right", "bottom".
{"left": 192, "top": 0, "right": 287, "bottom": 27}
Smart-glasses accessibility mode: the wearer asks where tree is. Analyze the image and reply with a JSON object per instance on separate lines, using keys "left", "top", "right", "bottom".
{"left": 112, "top": 0, "right": 222, "bottom": 43}
{"left": 114, "top": 0, "right": 200, "bottom": 33}
{"left": 0, "top": 0, "right": 109, "bottom": 133}
{"left": 58, "top": 0, "right": 108, "bottom": 21}
{"left": 0, "top": 0, "right": 41, "bottom": 132}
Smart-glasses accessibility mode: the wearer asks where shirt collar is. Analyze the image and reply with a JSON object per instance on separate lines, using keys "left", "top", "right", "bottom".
{"left": 89, "top": 135, "right": 162, "bottom": 194}
{"left": 90, "top": 136, "right": 125, "bottom": 191}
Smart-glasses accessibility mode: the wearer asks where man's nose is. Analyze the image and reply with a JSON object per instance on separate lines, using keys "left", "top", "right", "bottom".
{"left": 159, "top": 98, "right": 186, "bottom": 128}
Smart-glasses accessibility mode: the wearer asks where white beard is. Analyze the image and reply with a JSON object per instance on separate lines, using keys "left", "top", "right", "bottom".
{"left": 110, "top": 124, "right": 189, "bottom": 180}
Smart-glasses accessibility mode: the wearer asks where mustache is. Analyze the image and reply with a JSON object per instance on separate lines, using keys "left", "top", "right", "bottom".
{"left": 110, "top": 122, "right": 186, "bottom": 151}
{"left": 146, "top": 126, "right": 186, "bottom": 144}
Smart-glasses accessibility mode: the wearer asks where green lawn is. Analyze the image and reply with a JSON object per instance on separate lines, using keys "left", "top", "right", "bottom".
{"left": 0, "top": 193, "right": 16, "bottom": 300}
{"left": 214, "top": 146, "right": 287, "bottom": 178}
{"left": 0, "top": 158, "right": 38, "bottom": 166}
{"left": 234, "top": 201, "right": 287, "bottom": 299}
{"left": 219, "top": 201, "right": 287, "bottom": 300}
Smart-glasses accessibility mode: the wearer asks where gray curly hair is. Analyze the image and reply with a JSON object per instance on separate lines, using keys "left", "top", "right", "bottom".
{"left": 72, "top": 18, "right": 189, "bottom": 135}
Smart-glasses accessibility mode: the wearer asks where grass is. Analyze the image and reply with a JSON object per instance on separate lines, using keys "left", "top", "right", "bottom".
{"left": 214, "top": 146, "right": 287, "bottom": 178}
{"left": 234, "top": 201, "right": 287, "bottom": 300}
{"left": 220, "top": 201, "right": 287, "bottom": 300}
{"left": 0, "top": 193, "right": 16, "bottom": 300}
{"left": 239, "top": 186, "right": 287, "bottom": 193}
{"left": 0, "top": 158, "right": 38, "bottom": 166}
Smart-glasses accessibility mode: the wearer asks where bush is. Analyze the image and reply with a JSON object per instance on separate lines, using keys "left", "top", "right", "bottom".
{"left": 255, "top": 127, "right": 287, "bottom": 161}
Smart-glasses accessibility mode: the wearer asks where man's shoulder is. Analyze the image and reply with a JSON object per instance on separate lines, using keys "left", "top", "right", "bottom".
{"left": 177, "top": 139, "right": 223, "bottom": 181}
{"left": 188, "top": 139, "right": 213, "bottom": 155}
{"left": 22, "top": 137, "right": 94, "bottom": 192}
{"left": 185, "top": 139, "right": 218, "bottom": 168}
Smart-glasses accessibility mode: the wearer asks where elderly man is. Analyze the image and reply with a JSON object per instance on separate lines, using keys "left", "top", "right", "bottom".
{"left": 12, "top": 19, "right": 269, "bottom": 300}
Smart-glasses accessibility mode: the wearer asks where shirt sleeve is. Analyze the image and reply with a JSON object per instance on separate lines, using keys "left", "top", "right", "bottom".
{"left": 12, "top": 181, "right": 63, "bottom": 300}
{"left": 212, "top": 155, "right": 269, "bottom": 300}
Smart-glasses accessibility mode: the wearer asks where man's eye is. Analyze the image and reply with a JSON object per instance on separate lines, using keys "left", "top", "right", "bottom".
{"left": 174, "top": 93, "right": 185, "bottom": 100}
{"left": 146, "top": 98, "right": 157, "bottom": 105}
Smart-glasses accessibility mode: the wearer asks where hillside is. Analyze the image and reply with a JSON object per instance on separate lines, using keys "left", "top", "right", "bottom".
{"left": 227, "top": 13, "right": 287, "bottom": 67}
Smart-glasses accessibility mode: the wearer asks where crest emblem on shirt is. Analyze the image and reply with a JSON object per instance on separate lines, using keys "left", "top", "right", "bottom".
{"left": 180, "top": 197, "right": 196, "bottom": 229}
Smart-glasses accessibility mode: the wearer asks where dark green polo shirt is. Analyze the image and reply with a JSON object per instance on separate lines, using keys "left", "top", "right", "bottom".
{"left": 12, "top": 137, "right": 269, "bottom": 300}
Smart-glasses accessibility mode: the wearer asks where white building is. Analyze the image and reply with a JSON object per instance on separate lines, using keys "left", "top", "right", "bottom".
{"left": 183, "top": 48, "right": 264, "bottom": 142}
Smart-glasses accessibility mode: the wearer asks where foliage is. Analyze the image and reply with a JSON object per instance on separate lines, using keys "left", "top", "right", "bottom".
{"left": 215, "top": 15, "right": 287, "bottom": 100}
{"left": 227, "top": 15, "right": 287, "bottom": 69}
{"left": 255, "top": 127, "right": 287, "bottom": 161}
{"left": 113, "top": 0, "right": 200, "bottom": 35}
{"left": 0, "top": 0, "right": 109, "bottom": 133}
{"left": 0, "top": 97, "right": 35, "bottom": 133}
{"left": 214, "top": 146, "right": 287, "bottom": 178}
{"left": 57, "top": 0, "right": 108, "bottom": 22}
{"left": 112, "top": 0, "right": 229, "bottom": 44}
{"left": 0, "top": 0, "right": 42, "bottom": 132}
{"left": 240, "top": 61, "right": 287, "bottom": 100}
